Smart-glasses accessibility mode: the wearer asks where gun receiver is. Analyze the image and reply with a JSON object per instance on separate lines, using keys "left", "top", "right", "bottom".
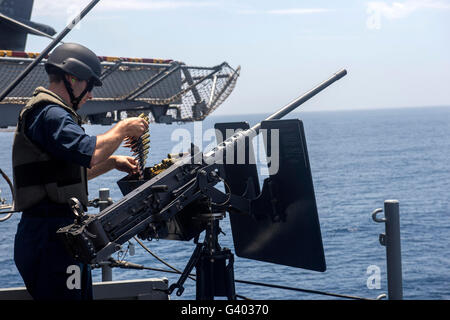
{"left": 57, "top": 69, "right": 347, "bottom": 270}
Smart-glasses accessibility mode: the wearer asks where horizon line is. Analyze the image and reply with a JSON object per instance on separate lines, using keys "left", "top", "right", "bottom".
{"left": 211, "top": 104, "right": 450, "bottom": 117}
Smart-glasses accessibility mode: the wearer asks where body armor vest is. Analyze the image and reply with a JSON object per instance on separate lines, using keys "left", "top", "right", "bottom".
{"left": 12, "top": 87, "right": 89, "bottom": 211}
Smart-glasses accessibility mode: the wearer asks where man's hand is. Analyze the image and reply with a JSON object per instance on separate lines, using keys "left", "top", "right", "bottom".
{"left": 90, "top": 117, "right": 148, "bottom": 168}
{"left": 88, "top": 155, "right": 139, "bottom": 180}
{"left": 121, "top": 117, "right": 148, "bottom": 139}
{"left": 114, "top": 155, "right": 139, "bottom": 175}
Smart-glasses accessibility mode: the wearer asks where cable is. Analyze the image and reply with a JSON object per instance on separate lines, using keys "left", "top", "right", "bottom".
{"left": 132, "top": 236, "right": 371, "bottom": 300}
{"left": 210, "top": 176, "right": 232, "bottom": 207}
{"left": 234, "top": 279, "right": 374, "bottom": 300}
{"left": 133, "top": 236, "right": 195, "bottom": 281}
{"left": 109, "top": 261, "right": 370, "bottom": 301}
{"left": 112, "top": 262, "right": 250, "bottom": 300}
{"left": 0, "top": 168, "right": 15, "bottom": 222}
{"left": 133, "top": 236, "right": 251, "bottom": 300}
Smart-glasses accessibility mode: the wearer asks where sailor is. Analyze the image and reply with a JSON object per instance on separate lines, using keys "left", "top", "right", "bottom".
{"left": 11, "top": 43, "right": 148, "bottom": 300}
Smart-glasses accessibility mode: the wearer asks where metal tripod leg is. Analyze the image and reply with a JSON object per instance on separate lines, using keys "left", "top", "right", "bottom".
{"left": 168, "top": 242, "right": 203, "bottom": 297}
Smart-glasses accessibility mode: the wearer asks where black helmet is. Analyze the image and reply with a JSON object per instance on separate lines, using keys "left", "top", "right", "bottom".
{"left": 45, "top": 43, "right": 102, "bottom": 87}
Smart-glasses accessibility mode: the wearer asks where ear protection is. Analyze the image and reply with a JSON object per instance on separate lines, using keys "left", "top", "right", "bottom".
{"left": 71, "top": 78, "right": 76, "bottom": 84}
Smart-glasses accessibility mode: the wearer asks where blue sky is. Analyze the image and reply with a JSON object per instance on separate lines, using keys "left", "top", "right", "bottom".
{"left": 25, "top": 0, "right": 450, "bottom": 115}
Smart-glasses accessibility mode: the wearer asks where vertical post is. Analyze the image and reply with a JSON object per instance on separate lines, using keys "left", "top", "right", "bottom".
{"left": 181, "top": 66, "right": 207, "bottom": 119}
{"left": 99, "top": 188, "right": 112, "bottom": 282}
{"left": 384, "top": 200, "right": 403, "bottom": 300}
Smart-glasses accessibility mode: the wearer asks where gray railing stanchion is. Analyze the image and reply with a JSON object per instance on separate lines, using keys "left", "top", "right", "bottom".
{"left": 99, "top": 188, "right": 113, "bottom": 282}
{"left": 372, "top": 200, "right": 403, "bottom": 300}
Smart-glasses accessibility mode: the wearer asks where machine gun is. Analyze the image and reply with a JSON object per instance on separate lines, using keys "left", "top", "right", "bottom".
{"left": 57, "top": 69, "right": 347, "bottom": 299}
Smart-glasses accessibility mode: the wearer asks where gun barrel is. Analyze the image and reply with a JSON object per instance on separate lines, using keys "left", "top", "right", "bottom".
{"left": 251, "top": 68, "right": 347, "bottom": 133}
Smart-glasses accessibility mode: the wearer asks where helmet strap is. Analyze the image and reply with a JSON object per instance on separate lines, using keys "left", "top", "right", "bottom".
{"left": 62, "top": 77, "right": 93, "bottom": 111}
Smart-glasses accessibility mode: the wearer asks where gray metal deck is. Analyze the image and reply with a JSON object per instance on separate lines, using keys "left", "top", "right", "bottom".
{"left": 0, "top": 278, "right": 169, "bottom": 300}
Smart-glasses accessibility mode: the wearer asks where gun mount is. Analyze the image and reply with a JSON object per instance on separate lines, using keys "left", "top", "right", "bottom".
{"left": 57, "top": 69, "right": 347, "bottom": 297}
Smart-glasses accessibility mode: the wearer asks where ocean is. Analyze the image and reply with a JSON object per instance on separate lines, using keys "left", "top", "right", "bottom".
{"left": 0, "top": 106, "right": 449, "bottom": 300}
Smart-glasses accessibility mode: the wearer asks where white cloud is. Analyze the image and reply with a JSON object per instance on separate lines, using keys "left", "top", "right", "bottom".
{"left": 267, "top": 8, "right": 332, "bottom": 15}
{"left": 97, "top": 0, "right": 217, "bottom": 11}
{"left": 33, "top": 1, "right": 331, "bottom": 19}
{"left": 237, "top": 8, "right": 331, "bottom": 15}
{"left": 32, "top": 0, "right": 218, "bottom": 17}
{"left": 366, "top": 0, "right": 450, "bottom": 29}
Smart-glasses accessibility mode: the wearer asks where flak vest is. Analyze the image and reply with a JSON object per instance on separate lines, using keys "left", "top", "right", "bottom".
{"left": 12, "top": 87, "right": 89, "bottom": 212}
